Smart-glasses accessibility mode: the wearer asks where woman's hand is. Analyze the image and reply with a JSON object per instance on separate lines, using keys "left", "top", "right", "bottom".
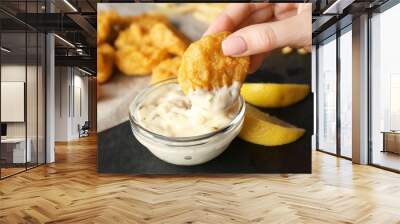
{"left": 204, "top": 3, "right": 312, "bottom": 73}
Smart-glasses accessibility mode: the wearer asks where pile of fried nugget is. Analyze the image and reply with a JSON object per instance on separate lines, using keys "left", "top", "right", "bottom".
{"left": 97, "top": 11, "right": 190, "bottom": 94}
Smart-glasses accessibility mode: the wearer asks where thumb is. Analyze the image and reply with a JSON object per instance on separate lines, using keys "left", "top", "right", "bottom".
{"left": 221, "top": 10, "right": 311, "bottom": 56}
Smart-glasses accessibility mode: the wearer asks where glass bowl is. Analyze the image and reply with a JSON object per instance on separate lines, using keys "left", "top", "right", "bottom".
{"left": 128, "top": 78, "right": 246, "bottom": 166}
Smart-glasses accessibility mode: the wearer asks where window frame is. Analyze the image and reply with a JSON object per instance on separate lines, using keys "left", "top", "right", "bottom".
{"left": 315, "top": 24, "right": 353, "bottom": 161}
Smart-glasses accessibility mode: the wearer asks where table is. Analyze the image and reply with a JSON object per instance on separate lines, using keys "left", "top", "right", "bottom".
{"left": 1, "top": 138, "right": 31, "bottom": 163}
{"left": 381, "top": 131, "right": 400, "bottom": 154}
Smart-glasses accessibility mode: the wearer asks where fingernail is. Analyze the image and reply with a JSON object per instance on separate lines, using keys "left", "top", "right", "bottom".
{"left": 222, "top": 36, "right": 247, "bottom": 56}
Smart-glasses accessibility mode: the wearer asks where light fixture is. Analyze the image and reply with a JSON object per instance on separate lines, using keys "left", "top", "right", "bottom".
{"left": 76, "top": 49, "right": 87, "bottom": 56}
{"left": 63, "top": 0, "right": 78, "bottom": 12}
{"left": 1, "top": 47, "right": 11, "bottom": 53}
{"left": 54, "top": 33, "right": 75, "bottom": 48}
{"left": 323, "top": 0, "right": 354, "bottom": 15}
{"left": 77, "top": 67, "right": 93, "bottom": 76}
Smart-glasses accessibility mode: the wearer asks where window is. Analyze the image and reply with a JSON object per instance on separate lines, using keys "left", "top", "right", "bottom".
{"left": 0, "top": 1, "right": 46, "bottom": 179}
{"left": 317, "top": 36, "right": 337, "bottom": 154}
{"left": 370, "top": 2, "right": 400, "bottom": 171}
{"left": 1, "top": 30, "right": 28, "bottom": 178}
{"left": 339, "top": 27, "right": 352, "bottom": 158}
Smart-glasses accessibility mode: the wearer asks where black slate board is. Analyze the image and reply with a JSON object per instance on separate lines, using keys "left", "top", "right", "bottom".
{"left": 98, "top": 50, "right": 313, "bottom": 174}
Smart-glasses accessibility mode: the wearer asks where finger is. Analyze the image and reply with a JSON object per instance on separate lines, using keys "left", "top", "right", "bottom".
{"left": 297, "top": 3, "right": 312, "bottom": 14}
{"left": 274, "top": 3, "right": 297, "bottom": 17}
{"left": 249, "top": 53, "right": 267, "bottom": 74}
{"left": 237, "top": 6, "right": 274, "bottom": 29}
{"left": 222, "top": 11, "right": 311, "bottom": 56}
{"left": 302, "top": 45, "right": 312, "bottom": 52}
{"left": 204, "top": 3, "right": 270, "bottom": 36}
{"left": 274, "top": 9, "right": 298, "bottom": 20}
{"left": 274, "top": 3, "right": 311, "bottom": 20}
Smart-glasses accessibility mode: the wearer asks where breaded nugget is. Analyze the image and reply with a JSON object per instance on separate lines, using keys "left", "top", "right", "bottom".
{"left": 149, "top": 22, "right": 189, "bottom": 56}
{"left": 97, "top": 11, "right": 119, "bottom": 44}
{"left": 114, "top": 14, "right": 169, "bottom": 49}
{"left": 115, "top": 45, "right": 169, "bottom": 76}
{"left": 151, "top": 57, "right": 181, "bottom": 84}
{"left": 114, "top": 23, "right": 150, "bottom": 49}
{"left": 97, "top": 43, "right": 115, "bottom": 84}
{"left": 178, "top": 32, "right": 250, "bottom": 93}
{"left": 114, "top": 14, "right": 188, "bottom": 55}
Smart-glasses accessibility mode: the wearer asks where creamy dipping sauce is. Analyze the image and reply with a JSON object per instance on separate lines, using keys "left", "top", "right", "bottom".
{"left": 136, "top": 82, "right": 240, "bottom": 137}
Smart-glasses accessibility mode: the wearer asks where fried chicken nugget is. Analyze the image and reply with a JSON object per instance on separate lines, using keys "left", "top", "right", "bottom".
{"left": 97, "top": 11, "right": 119, "bottom": 45}
{"left": 97, "top": 43, "right": 115, "bottom": 84}
{"left": 149, "top": 22, "right": 189, "bottom": 56}
{"left": 115, "top": 45, "right": 169, "bottom": 76}
{"left": 178, "top": 32, "right": 250, "bottom": 94}
{"left": 114, "top": 23, "right": 151, "bottom": 49}
{"left": 151, "top": 57, "right": 181, "bottom": 84}
{"left": 114, "top": 14, "right": 170, "bottom": 49}
{"left": 115, "top": 14, "right": 188, "bottom": 56}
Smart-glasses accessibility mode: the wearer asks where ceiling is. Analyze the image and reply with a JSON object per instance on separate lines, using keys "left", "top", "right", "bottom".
{"left": 311, "top": 0, "right": 391, "bottom": 43}
{"left": 0, "top": 0, "right": 96, "bottom": 73}
{"left": 0, "top": 0, "right": 96, "bottom": 14}
{"left": 1, "top": 0, "right": 395, "bottom": 73}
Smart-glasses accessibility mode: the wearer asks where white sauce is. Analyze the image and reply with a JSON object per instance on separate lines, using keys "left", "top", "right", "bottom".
{"left": 136, "top": 82, "right": 240, "bottom": 137}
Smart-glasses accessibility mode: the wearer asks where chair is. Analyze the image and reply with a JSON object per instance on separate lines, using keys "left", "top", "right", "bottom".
{"left": 78, "top": 121, "right": 90, "bottom": 138}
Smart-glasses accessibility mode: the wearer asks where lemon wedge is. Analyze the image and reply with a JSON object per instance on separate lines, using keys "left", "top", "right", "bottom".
{"left": 239, "top": 104, "right": 305, "bottom": 146}
{"left": 240, "top": 83, "right": 310, "bottom": 108}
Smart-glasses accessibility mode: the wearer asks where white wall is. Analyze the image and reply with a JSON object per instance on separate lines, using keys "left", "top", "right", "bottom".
{"left": 1, "top": 65, "right": 36, "bottom": 138}
{"left": 1, "top": 82, "right": 25, "bottom": 122}
{"left": 1, "top": 66, "right": 25, "bottom": 129}
{"left": 72, "top": 73, "right": 89, "bottom": 138}
{"left": 1, "top": 65, "right": 26, "bottom": 139}
{"left": 55, "top": 66, "right": 69, "bottom": 141}
{"left": 54, "top": 67, "right": 89, "bottom": 141}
